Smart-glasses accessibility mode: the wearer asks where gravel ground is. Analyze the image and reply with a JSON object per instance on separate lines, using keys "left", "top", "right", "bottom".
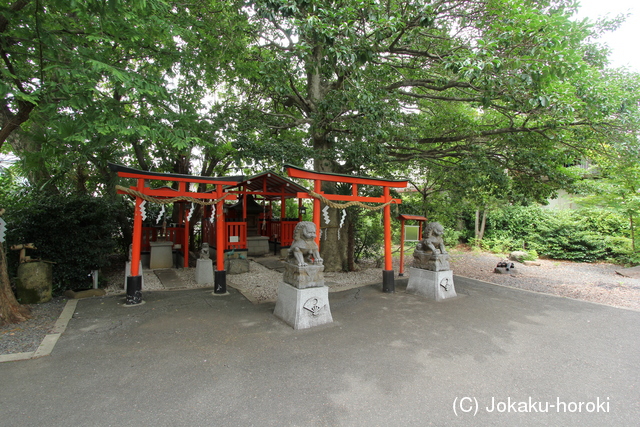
{"left": 3, "top": 248, "right": 639, "bottom": 357}
{"left": 448, "top": 248, "right": 640, "bottom": 311}
{"left": 0, "top": 297, "right": 68, "bottom": 356}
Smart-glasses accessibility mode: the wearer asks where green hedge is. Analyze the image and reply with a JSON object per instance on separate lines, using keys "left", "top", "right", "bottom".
{"left": 7, "top": 193, "right": 118, "bottom": 294}
{"left": 481, "top": 206, "right": 633, "bottom": 263}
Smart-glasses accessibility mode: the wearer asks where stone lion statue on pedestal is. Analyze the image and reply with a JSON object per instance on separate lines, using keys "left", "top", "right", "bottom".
{"left": 287, "top": 221, "right": 323, "bottom": 267}
{"left": 416, "top": 222, "right": 447, "bottom": 259}
{"left": 413, "top": 222, "right": 449, "bottom": 271}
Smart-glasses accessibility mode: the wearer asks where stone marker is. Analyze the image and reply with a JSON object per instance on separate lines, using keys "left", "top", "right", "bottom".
{"left": 15, "top": 261, "right": 53, "bottom": 304}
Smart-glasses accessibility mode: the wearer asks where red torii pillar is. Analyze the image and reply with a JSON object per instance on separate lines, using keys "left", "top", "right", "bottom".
{"left": 286, "top": 165, "right": 408, "bottom": 293}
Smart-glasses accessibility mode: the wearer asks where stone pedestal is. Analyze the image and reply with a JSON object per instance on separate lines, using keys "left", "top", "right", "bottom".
{"left": 274, "top": 282, "right": 333, "bottom": 329}
{"left": 15, "top": 261, "right": 53, "bottom": 304}
{"left": 413, "top": 252, "right": 450, "bottom": 271}
{"left": 124, "top": 261, "right": 144, "bottom": 291}
{"left": 149, "top": 241, "right": 174, "bottom": 269}
{"left": 247, "top": 236, "right": 270, "bottom": 257}
{"left": 406, "top": 267, "right": 456, "bottom": 301}
{"left": 283, "top": 262, "right": 325, "bottom": 289}
{"left": 195, "top": 258, "right": 214, "bottom": 285}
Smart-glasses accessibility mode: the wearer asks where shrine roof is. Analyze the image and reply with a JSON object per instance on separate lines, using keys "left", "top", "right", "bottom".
{"left": 224, "top": 170, "right": 309, "bottom": 200}
{"left": 397, "top": 214, "right": 427, "bottom": 221}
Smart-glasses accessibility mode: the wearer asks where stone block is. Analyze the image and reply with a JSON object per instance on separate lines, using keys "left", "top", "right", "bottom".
{"left": 195, "top": 258, "right": 214, "bottom": 285}
{"left": 406, "top": 267, "right": 456, "bottom": 301}
{"left": 225, "top": 258, "right": 250, "bottom": 274}
{"left": 274, "top": 283, "right": 333, "bottom": 330}
{"left": 283, "top": 262, "right": 324, "bottom": 289}
{"left": 149, "top": 241, "right": 174, "bottom": 269}
{"left": 413, "top": 253, "right": 450, "bottom": 271}
{"left": 247, "top": 236, "right": 270, "bottom": 257}
{"left": 15, "top": 261, "right": 53, "bottom": 304}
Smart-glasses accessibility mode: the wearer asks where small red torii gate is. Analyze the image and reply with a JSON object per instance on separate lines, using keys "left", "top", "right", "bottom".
{"left": 110, "top": 163, "right": 243, "bottom": 305}
{"left": 286, "top": 165, "right": 408, "bottom": 293}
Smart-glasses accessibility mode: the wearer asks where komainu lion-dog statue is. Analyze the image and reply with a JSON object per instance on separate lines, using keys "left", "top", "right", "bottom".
{"left": 415, "top": 222, "right": 448, "bottom": 259}
{"left": 287, "top": 221, "right": 323, "bottom": 267}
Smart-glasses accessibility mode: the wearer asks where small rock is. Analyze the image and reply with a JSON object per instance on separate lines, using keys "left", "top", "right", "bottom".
{"left": 523, "top": 260, "right": 541, "bottom": 266}
{"left": 509, "top": 251, "right": 529, "bottom": 262}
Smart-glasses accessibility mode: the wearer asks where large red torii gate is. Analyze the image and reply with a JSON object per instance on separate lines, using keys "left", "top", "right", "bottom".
{"left": 286, "top": 165, "right": 408, "bottom": 293}
{"left": 110, "top": 163, "right": 243, "bottom": 305}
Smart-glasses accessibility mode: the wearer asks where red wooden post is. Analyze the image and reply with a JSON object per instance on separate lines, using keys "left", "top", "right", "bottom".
{"left": 242, "top": 186, "right": 247, "bottom": 220}
{"left": 399, "top": 218, "right": 406, "bottom": 276}
{"left": 126, "top": 178, "right": 145, "bottom": 304}
{"left": 382, "top": 187, "right": 394, "bottom": 292}
{"left": 214, "top": 184, "right": 227, "bottom": 293}
{"left": 183, "top": 214, "right": 190, "bottom": 268}
{"left": 130, "top": 178, "right": 145, "bottom": 277}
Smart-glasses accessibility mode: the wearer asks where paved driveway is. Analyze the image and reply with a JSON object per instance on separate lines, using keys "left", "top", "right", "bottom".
{"left": 1, "top": 277, "right": 638, "bottom": 426}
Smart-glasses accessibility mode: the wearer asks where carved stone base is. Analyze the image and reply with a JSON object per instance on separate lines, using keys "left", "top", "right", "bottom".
{"left": 413, "top": 252, "right": 450, "bottom": 271}
{"left": 274, "top": 283, "right": 333, "bottom": 329}
{"left": 195, "top": 258, "right": 214, "bottom": 285}
{"left": 406, "top": 267, "right": 456, "bottom": 301}
{"left": 283, "top": 262, "right": 325, "bottom": 289}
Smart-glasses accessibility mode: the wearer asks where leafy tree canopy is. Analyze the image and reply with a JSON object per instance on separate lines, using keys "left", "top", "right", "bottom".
{"left": 220, "top": 0, "right": 639, "bottom": 204}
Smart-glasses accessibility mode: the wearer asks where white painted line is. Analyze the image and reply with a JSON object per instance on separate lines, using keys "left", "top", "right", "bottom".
{"left": 33, "top": 333, "right": 60, "bottom": 358}
{"left": 51, "top": 299, "right": 78, "bottom": 334}
{"left": 0, "top": 352, "right": 35, "bottom": 363}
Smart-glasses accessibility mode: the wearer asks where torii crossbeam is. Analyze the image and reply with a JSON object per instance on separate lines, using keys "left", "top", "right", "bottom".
{"left": 285, "top": 165, "right": 408, "bottom": 292}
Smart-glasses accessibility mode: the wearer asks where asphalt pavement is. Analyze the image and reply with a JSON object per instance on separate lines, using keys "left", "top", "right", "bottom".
{"left": 0, "top": 276, "right": 638, "bottom": 427}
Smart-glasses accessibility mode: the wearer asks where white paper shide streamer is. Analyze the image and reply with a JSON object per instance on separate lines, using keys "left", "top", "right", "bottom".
{"left": 338, "top": 209, "right": 346, "bottom": 240}
{"left": 322, "top": 205, "right": 330, "bottom": 224}
{"left": 139, "top": 200, "right": 147, "bottom": 221}
{"left": 156, "top": 205, "right": 165, "bottom": 224}
{"left": 186, "top": 203, "right": 195, "bottom": 222}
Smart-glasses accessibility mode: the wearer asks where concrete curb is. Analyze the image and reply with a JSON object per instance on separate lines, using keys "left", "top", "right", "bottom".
{"left": 0, "top": 299, "right": 77, "bottom": 363}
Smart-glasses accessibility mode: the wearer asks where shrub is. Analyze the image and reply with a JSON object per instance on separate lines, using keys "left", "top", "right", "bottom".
{"left": 7, "top": 193, "right": 118, "bottom": 294}
{"left": 528, "top": 215, "right": 607, "bottom": 262}
{"left": 477, "top": 206, "right": 633, "bottom": 263}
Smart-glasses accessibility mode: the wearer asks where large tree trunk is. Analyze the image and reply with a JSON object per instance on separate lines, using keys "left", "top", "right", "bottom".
{"left": 313, "top": 133, "right": 350, "bottom": 271}
{"left": 0, "top": 211, "right": 30, "bottom": 326}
